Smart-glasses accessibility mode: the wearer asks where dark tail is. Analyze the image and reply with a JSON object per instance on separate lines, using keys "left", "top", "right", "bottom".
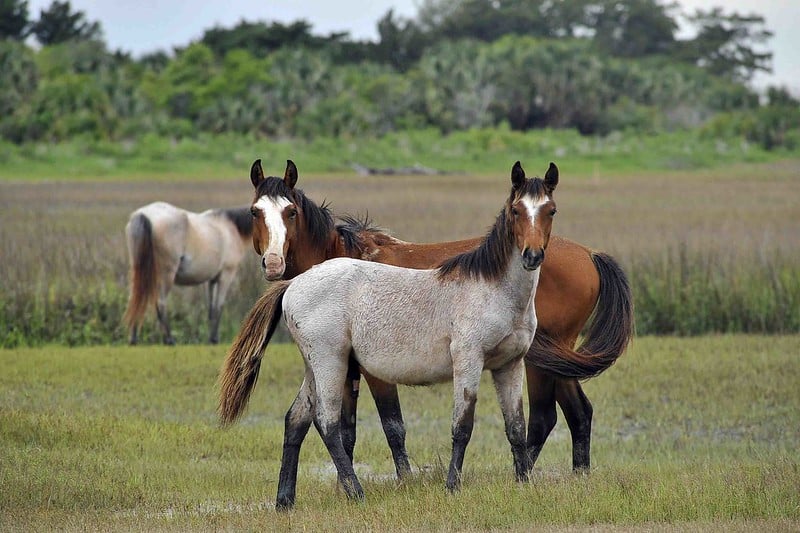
{"left": 123, "top": 213, "right": 158, "bottom": 332}
{"left": 217, "top": 280, "right": 291, "bottom": 426}
{"left": 526, "top": 252, "right": 634, "bottom": 379}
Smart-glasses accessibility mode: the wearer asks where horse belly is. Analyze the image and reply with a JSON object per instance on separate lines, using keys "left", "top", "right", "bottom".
{"left": 353, "top": 334, "right": 454, "bottom": 386}
{"left": 174, "top": 254, "right": 220, "bottom": 285}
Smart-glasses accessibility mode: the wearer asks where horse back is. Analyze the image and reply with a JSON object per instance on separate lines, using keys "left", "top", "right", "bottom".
{"left": 362, "top": 236, "right": 482, "bottom": 269}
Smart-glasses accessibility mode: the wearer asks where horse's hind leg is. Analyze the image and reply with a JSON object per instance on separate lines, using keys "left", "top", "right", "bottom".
{"left": 276, "top": 371, "right": 315, "bottom": 511}
{"left": 156, "top": 292, "right": 175, "bottom": 345}
{"left": 491, "top": 358, "right": 531, "bottom": 482}
{"left": 555, "top": 378, "right": 593, "bottom": 472}
{"left": 363, "top": 372, "right": 412, "bottom": 479}
{"left": 312, "top": 352, "right": 364, "bottom": 502}
{"left": 525, "top": 366, "right": 557, "bottom": 467}
{"left": 207, "top": 268, "right": 236, "bottom": 344}
{"left": 340, "top": 355, "right": 360, "bottom": 464}
{"left": 156, "top": 266, "right": 178, "bottom": 345}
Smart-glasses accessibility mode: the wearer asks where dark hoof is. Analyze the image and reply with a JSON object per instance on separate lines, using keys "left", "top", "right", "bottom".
{"left": 445, "top": 480, "right": 460, "bottom": 494}
{"left": 275, "top": 495, "right": 294, "bottom": 512}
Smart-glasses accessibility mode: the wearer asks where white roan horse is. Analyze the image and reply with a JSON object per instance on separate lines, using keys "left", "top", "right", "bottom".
{"left": 123, "top": 202, "right": 254, "bottom": 345}
{"left": 218, "top": 161, "right": 559, "bottom": 509}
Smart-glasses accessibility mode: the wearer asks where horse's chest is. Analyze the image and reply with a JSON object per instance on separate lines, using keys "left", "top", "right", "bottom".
{"left": 483, "top": 322, "right": 536, "bottom": 370}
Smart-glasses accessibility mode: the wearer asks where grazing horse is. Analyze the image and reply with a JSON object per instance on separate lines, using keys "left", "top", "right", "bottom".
{"left": 123, "top": 202, "right": 254, "bottom": 345}
{"left": 241, "top": 159, "right": 632, "bottom": 476}
{"left": 219, "top": 162, "right": 555, "bottom": 508}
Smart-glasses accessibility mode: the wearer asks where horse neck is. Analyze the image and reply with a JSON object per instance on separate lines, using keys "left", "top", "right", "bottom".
{"left": 285, "top": 228, "right": 341, "bottom": 278}
{"left": 500, "top": 252, "right": 540, "bottom": 310}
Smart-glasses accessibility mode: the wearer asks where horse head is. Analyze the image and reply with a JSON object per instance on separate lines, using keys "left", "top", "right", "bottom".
{"left": 508, "top": 161, "right": 558, "bottom": 271}
{"left": 249, "top": 159, "right": 302, "bottom": 281}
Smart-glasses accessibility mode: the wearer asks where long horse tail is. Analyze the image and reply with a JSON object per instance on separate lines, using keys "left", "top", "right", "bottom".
{"left": 123, "top": 213, "right": 158, "bottom": 331}
{"left": 218, "top": 280, "right": 291, "bottom": 426}
{"left": 526, "top": 251, "right": 634, "bottom": 379}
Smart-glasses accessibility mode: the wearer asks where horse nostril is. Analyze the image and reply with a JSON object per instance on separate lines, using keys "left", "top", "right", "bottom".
{"left": 261, "top": 256, "right": 267, "bottom": 270}
{"left": 522, "top": 247, "right": 544, "bottom": 269}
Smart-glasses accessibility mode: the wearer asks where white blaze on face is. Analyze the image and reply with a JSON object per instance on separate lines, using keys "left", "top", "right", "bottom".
{"left": 519, "top": 195, "right": 549, "bottom": 226}
{"left": 254, "top": 195, "right": 293, "bottom": 261}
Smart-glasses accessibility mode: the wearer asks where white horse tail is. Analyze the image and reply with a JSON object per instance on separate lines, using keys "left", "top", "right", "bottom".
{"left": 123, "top": 213, "right": 158, "bottom": 332}
{"left": 218, "top": 280, "right": 291, "bottom": 426}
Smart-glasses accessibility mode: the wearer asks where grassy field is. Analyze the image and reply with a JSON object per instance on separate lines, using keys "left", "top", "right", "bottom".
{"left": 0, "top": 128, "right": 795, "bottom": 182}
{"left": 1, "top": 158, "right": 799, "bottom": 345}
{"left": 1, "top": 335, "right": 798, "bottom": 530}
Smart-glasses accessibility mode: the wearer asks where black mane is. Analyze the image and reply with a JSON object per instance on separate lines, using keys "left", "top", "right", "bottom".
{"left": 255, "top": 176, "right": 334, "bottom": 250}
{"left": 219, "top": 207, "right": 254, "bottom": 237}
{"left": 437, "top": 209, "right": 513, "bottom": 282}
{"left": 335, "top": 213, "right": 386, "bottom": 256}
{"left": 437, "top": 176, "right": 549, "bottom": 281}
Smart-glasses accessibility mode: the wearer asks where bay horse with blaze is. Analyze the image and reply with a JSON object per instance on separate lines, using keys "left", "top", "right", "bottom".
{"left": 219, "top": 162, "right": 554, "bottom": 508}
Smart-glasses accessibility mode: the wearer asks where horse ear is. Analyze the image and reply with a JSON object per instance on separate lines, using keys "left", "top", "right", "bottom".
{"left": 544, "top": 162, "right": 559, "bottom": 194}
{"left": 511, "top": 161, "right": 525, "bottom": 190}
{"left": 284, "top": 160, "right": 298, "bottom": 189}
{"left": 250, "top": 159, "right": 265, "bottom": 189}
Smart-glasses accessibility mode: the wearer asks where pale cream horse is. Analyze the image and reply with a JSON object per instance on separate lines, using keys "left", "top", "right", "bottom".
{"left": 123, "top": 201, "right": 254, "bottom": 344}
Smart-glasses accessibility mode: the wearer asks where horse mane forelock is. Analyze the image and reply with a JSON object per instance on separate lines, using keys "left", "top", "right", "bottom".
{"left": 437, "top": 177, "right": 549, "bottom": 282}
{"left": 255, "top": 176, "right": 335, "bottom": 250}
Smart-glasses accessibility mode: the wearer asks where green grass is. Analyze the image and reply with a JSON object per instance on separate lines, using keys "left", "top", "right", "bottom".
{"left": 0, "top": 127, "right": 797, "bottom": 182}
{"left": 1, "top": 336, "right": 798, "bottom": 530}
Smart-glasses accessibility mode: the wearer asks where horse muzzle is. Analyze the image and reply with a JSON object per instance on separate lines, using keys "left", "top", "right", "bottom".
{"left": 262, "top": 253, "right": 285, "bottom": 280}
{"left": 522, "top": 247, "right": 544, "bottom": 271}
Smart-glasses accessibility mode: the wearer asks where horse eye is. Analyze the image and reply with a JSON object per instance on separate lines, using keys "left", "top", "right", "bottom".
{"left": 287, "top": 209, "right": 297, "bottom": 220}
{"left": 550, "top": 208, "right": 557, "bottom": 217}
{"left": 511, "top": 207, "right": 519, "bottom": 216}
{"left": 250, "top": 207, "right": 258, "bottom": 218}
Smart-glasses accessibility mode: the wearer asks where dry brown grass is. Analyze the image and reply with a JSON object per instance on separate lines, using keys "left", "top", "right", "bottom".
{"left": 1, "top": 158, "right": 798, "bottom": 343}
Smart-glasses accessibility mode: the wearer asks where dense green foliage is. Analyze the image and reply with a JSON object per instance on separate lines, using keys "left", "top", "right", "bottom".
{"left": 0, "top": 0, "right": 796, "bottom": 149}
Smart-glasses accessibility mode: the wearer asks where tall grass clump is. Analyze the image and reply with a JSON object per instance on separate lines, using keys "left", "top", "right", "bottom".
{"left": 631, "top": 244, "right": 800, "bottom": 335}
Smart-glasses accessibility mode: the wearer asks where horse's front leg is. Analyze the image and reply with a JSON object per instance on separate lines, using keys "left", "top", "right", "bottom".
{"left": 446, "top": 355, "right": 482, "bottom": 492}
{"left": 491, "top": 357, "right": 531, "bottom": 481}
{"left": 363, "top": 372, "right": 412, "bottom": 479}
{"left": 276, "top": 371, "right": 315, "bottom": 511}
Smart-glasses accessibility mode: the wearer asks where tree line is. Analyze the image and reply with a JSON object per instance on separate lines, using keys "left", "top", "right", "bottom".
{"left": 1, "top": 0, "right": 797, "bottom": 148}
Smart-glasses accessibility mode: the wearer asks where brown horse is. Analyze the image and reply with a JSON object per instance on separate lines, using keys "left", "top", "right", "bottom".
{"left": 123, "top": 202, "right": 254, "bottom": 345}
{"left": 245, "top": 159, "right": 633, "bottom": 475}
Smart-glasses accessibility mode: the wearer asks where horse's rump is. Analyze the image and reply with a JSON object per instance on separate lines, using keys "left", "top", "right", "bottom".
{"left": 525, "top": 251, "right": 633, "bottom": 379}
